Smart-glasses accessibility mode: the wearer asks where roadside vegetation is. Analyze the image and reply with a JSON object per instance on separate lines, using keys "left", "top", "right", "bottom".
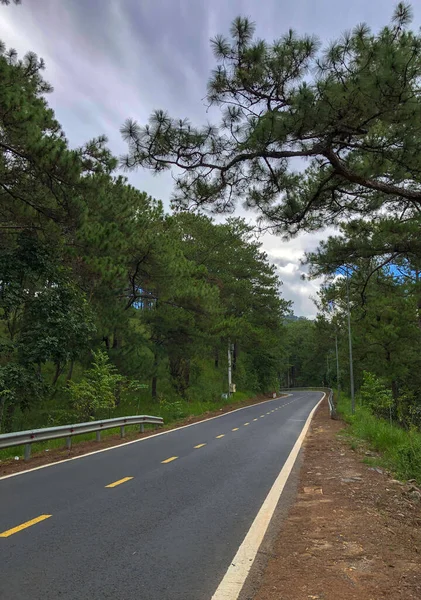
{"left": 0, "top": 389, "right": 255, "bottom": 462}
{"left": 338, "top": 389, "right": 421, "bottom": 484}
{"left": 0, "top": 35, "right": 291, "bottom": 441}
{"left": 120, "top": 1, "right": 421, "bottom": 443}
{"left": 2, "top": 1, "right": 421, "bottom": 470}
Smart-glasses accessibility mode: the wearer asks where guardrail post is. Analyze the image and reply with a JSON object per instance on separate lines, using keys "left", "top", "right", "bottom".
{"left": 120, "top": 425, "right": 125, "bottom": 438}
{"left": 140, "top": 424, "right": 144, "bottom": 433}
{"left": 96, "top": 431, "right": 101, "bottom": 442}
{"left": 66, "top": 436, "right": 72, "bottom": 450}
{"left": 24, "top": 444, "right": 31, "bottom": 461}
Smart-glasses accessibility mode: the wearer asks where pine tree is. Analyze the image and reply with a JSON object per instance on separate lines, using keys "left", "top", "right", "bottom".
{"left": 122, "top": 3, "right": 421, "bottom": 237}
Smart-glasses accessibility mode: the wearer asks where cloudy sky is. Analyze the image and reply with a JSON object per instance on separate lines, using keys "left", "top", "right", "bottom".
{"left": 2, "top": 0, "right": 419, "bottom": 316}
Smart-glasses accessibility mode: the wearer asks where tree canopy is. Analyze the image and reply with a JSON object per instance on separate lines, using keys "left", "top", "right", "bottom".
{"left": 3, "top": 3, "right": 421, "bottom": 442}
{"left": 121, "top": 3, "right": 421, "bottom": 236}
{"left": 0, "top": 41, "right": 292, "bottom": 433}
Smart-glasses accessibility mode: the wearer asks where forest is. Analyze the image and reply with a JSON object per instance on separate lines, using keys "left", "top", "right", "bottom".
{"left": 0, "top": 40, "right": 297, "bottom": 434}
{"left": 120, "top": 1, "right": 421, "bottom": 432}
{"left": 1, "top": 2, "right": 421, "bottom": 444}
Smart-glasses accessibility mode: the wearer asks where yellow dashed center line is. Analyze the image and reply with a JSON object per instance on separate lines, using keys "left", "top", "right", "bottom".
{"left": 260, "top": 415, "right": 265, "bottom": 418}
{"left": 232, "top": 428, "right": 239, "bottom": 431}
{"left": 105, "top": 476, "right": 133, "bottom": 488}
{"left": 216, "top": 434, "right": 225, "bottom": 439}
{"left": 161, "top": 456, "right": 178, "bottom": 464}
{"left": 244, "top": 422, "right": 250, "bottom": 426}
{"left": 0, "top": 515, "right": 52, "bottom": 538}
{"left": 266, "top": 412, "right": 271, "bottom": 415}
{"left": 253, "top": 418, "right": 258, "bottom": 421}
{"left": 194, "top": 443, "right": 206, "bottom": 449}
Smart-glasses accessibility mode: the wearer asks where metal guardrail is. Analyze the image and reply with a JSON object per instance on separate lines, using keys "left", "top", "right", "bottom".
{"left": 279, "top": 387, "right": 336, "bottom": 419}
{"left": 0, "top": 414, "right": 164, "bottom": 461}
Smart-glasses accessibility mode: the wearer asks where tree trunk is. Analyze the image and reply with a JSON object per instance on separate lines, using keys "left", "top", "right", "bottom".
{"left": 214, "top": 348, "right": 219, "bottom": 369}
{"left": 66, "top": 360, "right": 74, "bottom": 381}
{"left": 169, "top": 356, "right": 190, "bottom": 399}
{"left": 103, "top": 336, "right": 110, "bottom": 350}
{"left": 52, "top": 362, "right": 62, "bottom": 386}
{"left": 112, "top": 329, "right": 118, "bottom": 349}
{"left": 115, "top": 381, "right": 122, "bottom": 407}
{"left": 151, "top": 375, "right": 157, "bottom": 401}
{"left": 151, "top": 351, "right": 158, "bottom": 401}
{"left": 391, "top": 379, "right": 399, "bottom": 401}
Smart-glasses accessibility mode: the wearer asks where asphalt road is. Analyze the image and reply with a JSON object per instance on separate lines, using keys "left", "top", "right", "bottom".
{"left": 0, "top": 391, "right": 322, "bottom": 600}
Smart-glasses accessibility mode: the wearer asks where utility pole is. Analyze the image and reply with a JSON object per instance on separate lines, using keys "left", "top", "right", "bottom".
{"left": 228, "top": 340, "right": 232, "bottom": 396}
{"left": 335, "top": 331, "right": 340, "bottom": 404}
{"left": 346, "top": 269, "right": 355, "bottom": 414}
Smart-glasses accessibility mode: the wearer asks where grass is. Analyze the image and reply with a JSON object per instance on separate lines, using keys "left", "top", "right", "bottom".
{"left": 0, "top": 390, "right": 256, "bottom": 462}
{"left": 337, "top": 393, "right": 421, "bottom": 484}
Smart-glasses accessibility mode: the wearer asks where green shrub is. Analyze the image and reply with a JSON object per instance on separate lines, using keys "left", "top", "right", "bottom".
{"left": 68, "top": 350, "right": 123, "bottom": 421}
{"left": 338, "top": 392, "right": 421, "bottom": 484}
{"left": 158, "top": 398, "right": 188, "bottom": 420}
{"left": 396, "top": 389, "right": 421, "bottom": 429}
{"left": 394, "top": 429, "right": 421, "bottom": 481}
{"left": 360, "top": 371, "right": 393, "bottom": 420}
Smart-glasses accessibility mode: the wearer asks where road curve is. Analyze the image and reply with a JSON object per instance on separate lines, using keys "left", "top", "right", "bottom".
{"left": 0, "top": 391, "right": 322, "bottom": 600}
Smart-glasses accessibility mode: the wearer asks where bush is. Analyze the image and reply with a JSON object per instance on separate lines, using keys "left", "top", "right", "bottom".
{"left": 68, "top": 350, "right": 123, "bottom": 420}
{"left": 394, "top": 430, "right": 421, "bottom": 481}
{"left": 158, "top": 397, "right": 188, "bottom": 420}
{"left": 396, "top": 389, "right": 421, "bottom": 429}
{"left": 338, "top": 393, "right": 421, "bottom": 484}
{"left": 360, "top": 371, "right": 393, "bottom": 420}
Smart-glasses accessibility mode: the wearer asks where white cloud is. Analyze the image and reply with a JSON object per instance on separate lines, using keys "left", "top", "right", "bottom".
{"left": 277, "top": 263, "right": 298, "bottom": 275}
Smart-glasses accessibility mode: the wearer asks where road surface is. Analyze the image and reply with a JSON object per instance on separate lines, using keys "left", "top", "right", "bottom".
{"left": 0, "top": 391, "right": 322, "bottom": 600}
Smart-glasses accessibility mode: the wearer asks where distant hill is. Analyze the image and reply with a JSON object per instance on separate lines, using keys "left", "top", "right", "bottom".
{"left": 284, "top": 314, "right": 309, "bottom": 322}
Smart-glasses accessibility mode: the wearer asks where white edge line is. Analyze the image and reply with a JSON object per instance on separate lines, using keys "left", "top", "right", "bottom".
{"left": 0, "top": 393, "right": 297, "bottom": 481}
{"left": 211, "top": 392, "right": 325, "bottom": 600}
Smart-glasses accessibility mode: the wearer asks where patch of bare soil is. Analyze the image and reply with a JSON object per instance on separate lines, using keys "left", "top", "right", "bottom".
{"left": 253, "top": 400, "right": 421, "bottom": 600}
{"left": 0, "top": 392, "right": 280, "bottom": 477}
